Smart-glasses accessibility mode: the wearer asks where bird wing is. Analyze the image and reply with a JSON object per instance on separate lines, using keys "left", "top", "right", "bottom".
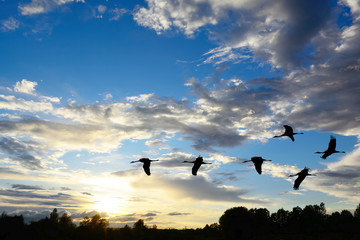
{"left": 321, "top": 152, "right": 331, "bottom": 159}
{"left": 293, "top": 175, "right": 306, "bottom": 190}
{"left": 289, "top": 135, "right": 295, "bottom": 142}
{"left": 284, "top": 125, "right": 293, "bottom": 134}
{"left": 192, "top": 163, "right": 201, "bottom": 176}
{"left": 143, "top": 161, "right": 151, "bottom": 176}
{"left": 328, "top": 136, "right": 336, "bottom": 151}
{"left": 254, "top": 161, "right": 262, "bottom": 174}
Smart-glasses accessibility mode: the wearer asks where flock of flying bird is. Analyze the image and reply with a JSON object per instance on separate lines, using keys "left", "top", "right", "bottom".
{"left": 131, "top": 125, "right": 345, "bottom": 190}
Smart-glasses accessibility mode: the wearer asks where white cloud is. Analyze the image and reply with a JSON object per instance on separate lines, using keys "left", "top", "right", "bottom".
{"left": 109, "top": 8, "right": 128, "bottom": 21}
{"left": 133, "top": 0, "right": 341, "bottom": 71}
{"left": 97, "top": 5, "right": 106, "bottom": 14}
{"left": 0, "top": 94, "right": 54, "bottom": 113}
{"left": 18, "top": 0, "right": 85, "bottom": 16}
{"left": 93, "top": 4, "right": 107, "bottom": 19}
{"left": 1, "top": 17, "right": 20, "bottom": 32}
{"left": 14, "top": 79, "right": 38, "bottom": 95}
{"left": 104, "top": 93, "right": 113, "bottom": 101}
{"left": 341, "top": 0, "right": 360, "bottom": 21}
{"left": 305, "top": 144, "right": 360, "bottom": 204}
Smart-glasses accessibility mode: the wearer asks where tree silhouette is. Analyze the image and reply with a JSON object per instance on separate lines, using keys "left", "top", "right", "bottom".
{"left": 270, "top": 208, "right": 290, "bottom": 226}
{"left": 354, "top": 203, "right": 360, "bottom": 219}
{"left": 1, "top": 203, "right": 360, "bottom": 239}
{"left": 77, "top": 214, "right": 109, "bottom": 240}
{"left": 133, "top": 219, "right": 147, "bottom": 231}
{"left": 0, "top": 212, "right": 26, "bottom": 239}
{"left": 50, "top": 208, "right": 59, "bottom": 223}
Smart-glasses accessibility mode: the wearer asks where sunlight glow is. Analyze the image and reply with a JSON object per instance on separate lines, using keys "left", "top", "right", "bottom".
{"left": 93, "top": 195, "right": 124, "bottom": 215}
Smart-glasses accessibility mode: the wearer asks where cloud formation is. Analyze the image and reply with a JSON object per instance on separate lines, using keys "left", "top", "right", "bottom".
{"left": 1, "top": 17, "right": 20, "bottom": 32}
{"left": 130, "top": 174, "right": 263, "bottom": 203}
{"left": 18, "top": 0, "right": 85, "bottom": 16}
{"left": 306, "top": 145, "right": 360, "bottom": 204}
{"left": 13, "top": 79, "right": 38, "bottom": 95}
{"left": 0, "top": 137, "right": 43, "bottom": 169}
{"left": 133, "top": 0, "right": 357, "bottom": 74}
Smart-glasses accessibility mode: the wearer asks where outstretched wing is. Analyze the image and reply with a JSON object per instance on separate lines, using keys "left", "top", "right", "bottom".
{"left": 321, "top": 152, "right": 331, "bottom": 159}
{"left": 293, "top": 175, "right": 306, "bottom": 190}
{"left": 284, "top": 125, "right": 293, "bottom": 134}
{"left": 254, "top": 161, "right": 262, "bottom": 174}
{"left": 192, "top": 163, "right": 201, "bottom": 176}
{"left": 143, "top": 161, "right": 151, "bottom": 176}
{"left": 328, "top": 136, "right": 336, "bottom": 151}
{"left": 288, "top": 135, "right": 295, "bottom": 142}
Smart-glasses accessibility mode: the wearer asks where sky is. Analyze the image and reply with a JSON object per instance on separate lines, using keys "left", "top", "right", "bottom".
{"left": 0, "top": 0, "right": 360, "bottom": 228}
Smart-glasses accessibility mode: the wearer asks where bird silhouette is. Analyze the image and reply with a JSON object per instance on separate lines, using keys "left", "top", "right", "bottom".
{"left": 315, "top": 136, "right": 345, "bottom": 159}
{"left": 183, "top": 156, "right": 212, "bottom": 176}
{"left": 273, "top": 125, "right": 303, "bottom": 142}
{"left": 130, "top": 158, "right": 159, "bottom": 176}
{"left": 288, "top": 167, "right": 315, "bottom": 190}
{"left": 243, "top": 156, "right": 272, "bottom": 175}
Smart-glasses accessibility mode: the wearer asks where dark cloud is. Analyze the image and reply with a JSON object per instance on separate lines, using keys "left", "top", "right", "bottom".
{"left": 0, "top": 167, "right": 24, "bottom": 176}
{"left": 0, "top": 189, "right": 72, "bottom": 201}
{"left": 111, "top": 169, "right": 135, "bottom": 177}
{"left": 272, "top": 0, "right": 332, "bottom": 68}
{"left": 71, "top": 210, "right": 108, "bottom": 219}
{"left": 1, "top": 209, "right": 53, "bottom": 223}
{"left": 0, "top": 137, "right": 42, "bottom": 169}
{"left": 134, "top": 0, "right": 335, "bottom": 69}
{"left": 81, "top": 192, "right": 93, "bottom": 196}
{"left": 11, "top": 184, "right": 44, "bottom": 190}
{"left": 110, "top": 213, "right": 138, "bottom": 222}
{"left": 168, "top": 212, "right": 191, "bottom": 216}
{"left": 141, "top": 212, "right": 157, "bottom": 217}
{"left": 213, "top": 172, "right": 240, "bottom": 184}
{"left": 132, "top": 175, "right": 266, "bottom": 204}
{"left": 157, "top": 152, "right": 196, "bottom": 168}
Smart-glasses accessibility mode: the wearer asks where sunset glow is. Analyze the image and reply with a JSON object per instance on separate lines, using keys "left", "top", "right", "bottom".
{"left": 1, "top": 0, "right": 360, "bottom": 229}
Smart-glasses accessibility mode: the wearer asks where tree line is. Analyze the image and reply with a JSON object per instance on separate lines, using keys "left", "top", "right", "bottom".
{"left": 1, "top": 203, "right": 360, "bottom": 240}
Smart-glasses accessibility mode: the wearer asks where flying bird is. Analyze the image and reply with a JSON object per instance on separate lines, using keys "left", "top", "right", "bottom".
{"left": 315, "top": 136, "right": 345, "bottom": 159}
{"left": 243, "top": 156, "right": 272, "bottom": 175}
{"left": 183, "top": 156, "right": 212, "bottom": 176}
{"left": 273, "top": 125, "right": 303, "bottom": 142}
{"left": 130, "top": 158, "right": 159, "bottom": 176}
{"left": 288, "top": 167, "right": 315, "bottom": 190}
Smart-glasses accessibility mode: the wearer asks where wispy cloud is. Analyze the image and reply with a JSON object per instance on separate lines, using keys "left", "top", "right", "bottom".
{"left": 18, "top": 0, "right": 85, "bottom": 16}
{"left": 109, "top": 8, "right": 128, "bottom": 21}
{"left": 131, "top": 174, "right": 261, "bottom": 203}
{"left": 168, "top": 212, "right": 191, "bottom": 216}
{"left": 0, "top": 137, "right": 43, "bottom": 169}
{"left": 306, "top": 144, "right": 360, "bottom": 204}
{"left": 11, "top": 184, "right": 44, "bottom": 190}
{"left": 1, "top": 17, "right": 20, "bottom": 32}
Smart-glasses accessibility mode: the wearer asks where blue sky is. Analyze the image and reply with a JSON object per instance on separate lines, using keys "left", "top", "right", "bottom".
{"left": 1, "top": 0, "right": 360, "bottom": 228}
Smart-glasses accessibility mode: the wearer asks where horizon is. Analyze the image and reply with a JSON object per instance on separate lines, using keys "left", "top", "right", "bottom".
{"left": 1, "top": 0, "right": 360, "bottom": 229}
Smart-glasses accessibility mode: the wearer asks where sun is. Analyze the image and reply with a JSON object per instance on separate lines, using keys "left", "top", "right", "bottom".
{"left": 93, "top": 195, "right": 124, "bottom": 214}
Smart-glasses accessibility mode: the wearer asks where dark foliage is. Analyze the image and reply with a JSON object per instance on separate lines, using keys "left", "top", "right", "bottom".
{"left": 1, "top": 203, "right": 360, "bottom": 240}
